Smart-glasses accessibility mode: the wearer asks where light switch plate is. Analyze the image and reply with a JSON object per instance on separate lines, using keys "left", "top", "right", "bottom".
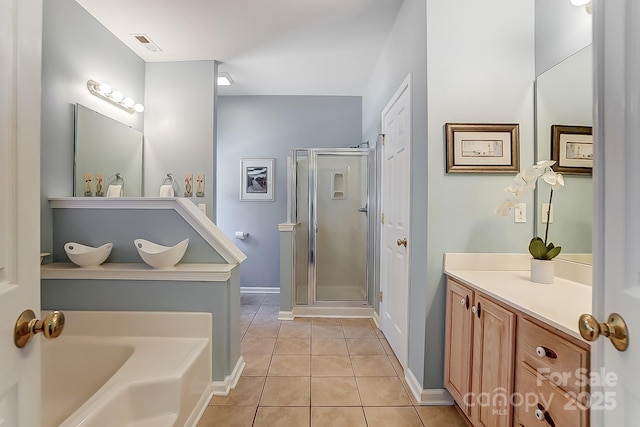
{"left": 542, "top": 203, "right": 554, "bottom": 223}
{"left": 514, "top": 203, "right": 526, "bottom": 223}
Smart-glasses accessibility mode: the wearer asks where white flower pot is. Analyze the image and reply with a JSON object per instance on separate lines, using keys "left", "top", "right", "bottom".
{"left": 530, "top": 259, "right": 555, "bottom": 284}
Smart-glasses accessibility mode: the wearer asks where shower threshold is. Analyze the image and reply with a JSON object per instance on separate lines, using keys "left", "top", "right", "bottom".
{"left": 292, "top": 303, "right": 373, "bottom": 319}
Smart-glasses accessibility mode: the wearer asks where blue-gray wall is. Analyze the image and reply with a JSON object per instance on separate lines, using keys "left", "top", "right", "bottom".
{"left": 41, "top": 0, "right": 145, "bottom": 253}
{"left": 363, "top": 0, "right": 536, "bottom": 392}
{"left": 424, "top": 0, "right": 535, "bottom": 390}
{"left": 361, "top": 0, "right": 430, "bottom": 386}
{"left": 51, "top": 209, "right": 225, "bottom": 264}
{"left": 362, "top": 0, "right": 428, "bottom": 319}
{"left": 216, "top": 95, "right": 362, "bottom": 288}
{"left": 535, "top": 0, "right": 592, "bottom": 75}
{"left": 144, "top": 61, "right": 217, "bottom": 219}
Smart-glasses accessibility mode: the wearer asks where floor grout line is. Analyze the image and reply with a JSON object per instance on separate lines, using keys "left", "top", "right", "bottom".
{"left": 200, "top": 293, "right": 466, "bottom": 426}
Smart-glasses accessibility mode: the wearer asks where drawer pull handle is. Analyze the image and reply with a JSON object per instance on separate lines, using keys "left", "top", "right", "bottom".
{"left": 535, "top": 404, "right": 556, "bottom": 427}
{"left": 535, "top": 346, "right": 558, "bottom": 359}
{"left": 471, "top": 306, "right": 477, "bottom": 314}
{"left": 461, "top": 298, "right": 466, "bottom": 306}
{"left": 476, "top": 302, "right": 481, "bottom": 319}
{"left": 466, "top": 295, "right": 470, "bottom": 310}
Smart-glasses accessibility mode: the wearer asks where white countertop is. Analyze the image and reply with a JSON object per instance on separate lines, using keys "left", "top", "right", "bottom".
{"left": 444, "top": 254, "right": 593, "bottom": 341}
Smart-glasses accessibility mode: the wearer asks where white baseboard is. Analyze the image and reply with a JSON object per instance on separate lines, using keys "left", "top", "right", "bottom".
{"left": 405, "top": 368, "right": 454, "bottom": 406}
{"left": 278, "top": 311, "right": 294, "bottom": 321}
{"left": 372, "top": 310, "right": 381, "bottom": 329}
{"left": 211, "top": 356, "right": 245, "bottom": 396}
{"left": 291, "top": 306, "right": 374, "bottom": 318}
{"left": 240, "top": 287, "right": 280, "bottom": 294}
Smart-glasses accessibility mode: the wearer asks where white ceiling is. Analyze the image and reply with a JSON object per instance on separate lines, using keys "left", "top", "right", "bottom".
{"left": 75, "top": 0, "right": 405, "bottom": 96}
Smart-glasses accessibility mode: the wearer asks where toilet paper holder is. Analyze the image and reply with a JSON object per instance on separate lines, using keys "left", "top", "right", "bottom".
{"left": 235, "top": 231, "right": 249, "bottom": 240}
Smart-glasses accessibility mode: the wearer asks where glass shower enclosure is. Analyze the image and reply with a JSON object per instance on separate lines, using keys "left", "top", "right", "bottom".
{"left": 289, "top": 148, "right": 373, "bottom": 306}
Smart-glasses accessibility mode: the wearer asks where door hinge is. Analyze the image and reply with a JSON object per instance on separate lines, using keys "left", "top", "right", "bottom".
{"left": 381, "top": 134, "right": 386, "bottom": 145}
{"left": 381, "top": 213, "right": 385, "bottom": 224}
{"left": 379, "top": 291, "right": 383, "bottom": 302}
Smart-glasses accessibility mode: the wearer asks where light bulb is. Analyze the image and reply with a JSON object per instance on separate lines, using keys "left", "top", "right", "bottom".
{"left": 570, "top": 0, "right": 589, "bottom": 6}
{"left": 122, "top": 97, "right": 135, "bottom": 108}
{"left": 111, "top": 91, "right": 124, "bottom": 102}
{"left": 98, "top": 82, "right": 112, "bottom": 94}
{"left": 133, "top": 103, "right": 145, "bottom": 113}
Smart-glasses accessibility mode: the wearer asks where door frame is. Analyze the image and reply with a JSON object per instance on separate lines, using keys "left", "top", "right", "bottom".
{"left": 591, "top": 0, "right": 639, "bottom": 424}
{"left": 378, "top": 73, "right": 412, "bottom": 368}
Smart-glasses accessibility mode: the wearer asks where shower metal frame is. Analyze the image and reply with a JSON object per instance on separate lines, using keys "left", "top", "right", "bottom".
{"left": 289, "top": 147, "right": 375, "bottom": 307}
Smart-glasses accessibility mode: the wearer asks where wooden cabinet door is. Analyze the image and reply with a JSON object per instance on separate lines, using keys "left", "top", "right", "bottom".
{"left": 471, "top": 295, "right": 516, "bottom": 427}
{"left": 444, "top": 279, "right": 474, "bottom": 416}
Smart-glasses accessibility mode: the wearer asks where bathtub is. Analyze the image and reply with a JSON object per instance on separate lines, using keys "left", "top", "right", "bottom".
{"left": 41, "top": 311, "right": 212, "bottom": 427}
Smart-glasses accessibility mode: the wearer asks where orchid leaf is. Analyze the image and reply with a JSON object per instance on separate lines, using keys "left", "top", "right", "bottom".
{"left": 546, "top": 245, "right": 562, "bottom": 260}
{"left": 529, "top": 238, "right": 547, "bottom": 259}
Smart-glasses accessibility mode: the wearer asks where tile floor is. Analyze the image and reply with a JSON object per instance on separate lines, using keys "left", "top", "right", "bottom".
{"left": 197, "top": 293, "right": 469, "bottom": 427}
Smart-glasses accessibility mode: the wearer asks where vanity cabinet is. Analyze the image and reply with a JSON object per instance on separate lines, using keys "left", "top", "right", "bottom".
{"left": 515, "top": 317, "right": 590, "bottom": 426}
{"left": 444, "top": 279, "right": 516, "bottom": 426}
{"left": 444, "top": 277, "right": 590, "bottom": 427}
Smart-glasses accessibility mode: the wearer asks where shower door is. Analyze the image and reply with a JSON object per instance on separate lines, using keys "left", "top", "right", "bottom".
{"left": 313, "top": 151, "right": 369, "bottom": 302}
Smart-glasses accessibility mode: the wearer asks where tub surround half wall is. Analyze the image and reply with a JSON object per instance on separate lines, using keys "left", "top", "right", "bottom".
{"left": 42, "top": 197, "right": 246, "bottom": 393}
{"left": 48, "top": 197, "right": 246, "bottom": 264}
{"left": 43, "top": 311, "right": 212, "bottom": 427}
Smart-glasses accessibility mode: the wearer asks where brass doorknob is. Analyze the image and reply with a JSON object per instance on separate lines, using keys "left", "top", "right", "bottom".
{"left": 14, "top": 309, "right": 65, "bottom": 348}
{"left": 578, "top": 312, "right": 628, "bottom": 351}
{"left": 396, "top": 238, "right": 407, "bottom": 247}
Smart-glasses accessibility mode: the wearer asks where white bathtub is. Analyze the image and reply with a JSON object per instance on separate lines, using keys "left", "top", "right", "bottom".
{"left": 41, "top": 311, "right": 212, "bottom": 427}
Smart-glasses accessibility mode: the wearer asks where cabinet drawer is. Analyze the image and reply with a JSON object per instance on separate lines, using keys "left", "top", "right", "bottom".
{"left": 516, "top": 364, "right": 588, "bottom": 427}
{"left": 518, "top": 318, "right": 589, "bottom": 397}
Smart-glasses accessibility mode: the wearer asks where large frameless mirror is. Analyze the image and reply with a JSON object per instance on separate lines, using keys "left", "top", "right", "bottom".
{"left": 535, "top": 45, "right": 593, "bottom": 264}
{"left": 74, "top": 104, "right": 144, "bottom": 197}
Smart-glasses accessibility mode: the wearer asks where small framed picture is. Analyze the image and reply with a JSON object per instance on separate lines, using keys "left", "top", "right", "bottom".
{"left": 551, "top": 125, "right": 593, "bottom": 175}
{"left": 445, "top": 123, "right": 520, "bottom": 173}
{"left": 240, "top": 158, "right": 274, "bottom": 201}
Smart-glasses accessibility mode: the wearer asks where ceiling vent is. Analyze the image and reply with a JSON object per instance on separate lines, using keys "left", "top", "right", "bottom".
{"left": 131, "top": 33, "right": 162, "bottom": 52}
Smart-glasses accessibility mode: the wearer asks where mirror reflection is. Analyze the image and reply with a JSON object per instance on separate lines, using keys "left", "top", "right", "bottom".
{"left": 535, "top": 45, "right": 593, "bottom": 264}
{"left": 74, "top": 104, "right": 144, "bottom": 197}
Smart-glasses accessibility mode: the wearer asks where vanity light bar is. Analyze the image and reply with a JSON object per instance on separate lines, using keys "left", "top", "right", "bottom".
{"left": 87, "top": 80, "right": 145, "bottom": 114}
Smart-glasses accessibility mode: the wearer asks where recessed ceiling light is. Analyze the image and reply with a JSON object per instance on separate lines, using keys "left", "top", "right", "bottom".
{"left": 218, "top": 72, "right": 233, "bottom": 86}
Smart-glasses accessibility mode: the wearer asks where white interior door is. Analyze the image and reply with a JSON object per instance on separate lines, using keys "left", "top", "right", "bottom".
{"left": 590, "top": 0, "right": 640, "bottom": 425}
{"left": 380, "top": 75, "right": 411, "bottom": 368}
{"left": 0, "top": 0, "right": 43, "bottom": 425}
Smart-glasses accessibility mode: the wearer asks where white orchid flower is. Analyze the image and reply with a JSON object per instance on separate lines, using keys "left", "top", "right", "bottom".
{"left": 495, "top": 198, "right": 519, "bottom": 216}
{"left": 551, "top": 173, "right": 564, "bottom": 190}
{"left": 495, "top": 160, "right": 564, "bottom": 221}
{"left": 542, "top": 171, "right": 558, "bottom": 185}
{"left": 504, "top": 181, "right": 529, "bottom": 197}
{"left": 510, "top": 173, "right": 534, "bottom": 192}
{"left": 542, "top": 171, "right": 565, "bottom": 190}
{"left": 535, "top": 160, "right": 556, "bottom": 169}
{"left": 521, "top": 167, "right": 542, "bottom": 187}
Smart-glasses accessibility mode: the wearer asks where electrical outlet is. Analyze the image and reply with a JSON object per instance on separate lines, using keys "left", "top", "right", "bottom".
{"left": 542, "top": 203, "right": 554, "bottom": 223}
{"left": 514, "top": 203, "right": 526, "bottom": 223}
